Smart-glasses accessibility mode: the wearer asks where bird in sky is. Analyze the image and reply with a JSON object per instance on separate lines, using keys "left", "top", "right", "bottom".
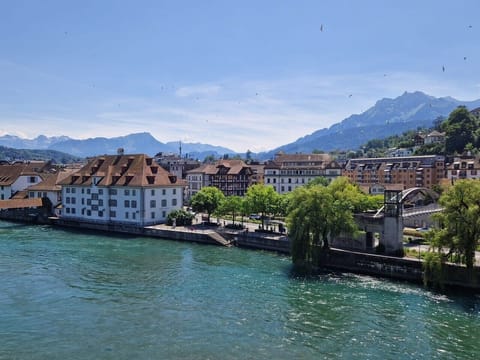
{"left": 320, "top": 24, "right": 323, "bottom": 32}
{"left": 442, "top": 66, "right": 445, "bottom": 72}
{"left": 464, "top": 56, "right": 467, "bottom": 60}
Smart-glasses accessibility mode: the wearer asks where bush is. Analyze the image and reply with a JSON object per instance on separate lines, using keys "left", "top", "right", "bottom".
{"left": 166, "top": 209, "right": 194, "bottom": 226}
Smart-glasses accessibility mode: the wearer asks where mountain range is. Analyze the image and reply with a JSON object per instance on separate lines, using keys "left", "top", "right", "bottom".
{"left": 1, "top": 91, "right": 480, "bottom": 161}
{"left": 259, "top": 91, "right": 480, "bottom": 158}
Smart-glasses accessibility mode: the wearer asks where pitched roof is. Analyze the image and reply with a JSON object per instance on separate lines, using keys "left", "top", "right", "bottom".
{"left": 187, "top": 160, "right": 251, "bottom": 176}
{"left": 0, "top": 162, "right": 48, "bottom": 186}
{"left": 58, "top": 154, "right": 186, "bottom": 187}
{"left": 0, "top": 198, "right": 43, "bottom": 209}
{"left": 27, "top": 169, "right": 77, "bottom": 192}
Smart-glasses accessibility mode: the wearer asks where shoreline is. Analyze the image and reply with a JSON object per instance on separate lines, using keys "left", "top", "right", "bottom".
{"left": 2, "top": 215, "right": 480, "bottom": 292}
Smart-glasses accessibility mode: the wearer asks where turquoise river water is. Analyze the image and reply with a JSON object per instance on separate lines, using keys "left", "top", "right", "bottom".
{"left": 1, "top": 220, "right": 480, "bottom": 359}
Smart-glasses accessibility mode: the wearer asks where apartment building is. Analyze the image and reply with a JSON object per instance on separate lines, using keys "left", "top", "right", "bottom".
{"left": 343, "top": 155, "right": 445, "bottom": 189}
{"left": 263, "top": 153, "right": 342, "bottom": 194}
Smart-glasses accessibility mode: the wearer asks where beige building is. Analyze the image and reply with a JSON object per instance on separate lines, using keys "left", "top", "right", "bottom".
{"left": 263, "top": 153, "right": 342, "bottom": 194}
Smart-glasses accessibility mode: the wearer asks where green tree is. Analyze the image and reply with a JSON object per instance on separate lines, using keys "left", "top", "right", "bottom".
{"left": 166, "top": 209, "right": 194, "bottom": 226}
{"left": 428, "top": 180, "right": 480, "bottom": 270}
{"left": 190, "top": 186, "right": 225, "bottom": 223}
{"left": 443, "top": 106, "right": 478, "bottom": 154}
{"left": 217, "top": 195, "right": 243, "bottom": 225}
{"left": 287, "top": 177, "right": 370, "bottom": 267}
{"left": 307, "top": 177, "right": 329, "bottom": 187}
{"left": 244, "top": 184, "right": 279, "bottom": 229}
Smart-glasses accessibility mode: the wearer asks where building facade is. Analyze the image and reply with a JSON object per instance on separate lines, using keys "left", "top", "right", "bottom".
{"left": 186, "top": 160, "right": 253, "bottom": 199}
{"left": 446, "top": 156, "right": 480, "bottom": 182}
{"left": 263, "top": 153, "right": 342, "bottom": 194}
{"left": 58, "top": 154, "right": 185, "bottom": 226}
{"left": 343, "top": 155, "right": 445, "bottom": 189}
{"left": 0, "top": 161, "right": 50, "bottom": 200}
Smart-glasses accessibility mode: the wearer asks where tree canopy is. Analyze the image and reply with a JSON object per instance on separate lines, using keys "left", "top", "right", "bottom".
{"left": 287, "top": 177, "right": 374, "bottom": 268}
{"left": 244, "top": 184, "right": 280, "bottom": 229}
{"left": 427, "top": 179, "right": 480, "bottom": 270}
{"left": 443, "top": 106, "right": 478, "bottom": 154}
{"left": 190, "top": 186, "right": 225, "bottom": 223}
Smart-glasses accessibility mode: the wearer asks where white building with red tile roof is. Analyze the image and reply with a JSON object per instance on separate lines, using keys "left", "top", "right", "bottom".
{"left": 0, "top": 161, "right": 49, "bottom": 200}
{"left": 58, "top": 154, "right": 186, "bottom": 225}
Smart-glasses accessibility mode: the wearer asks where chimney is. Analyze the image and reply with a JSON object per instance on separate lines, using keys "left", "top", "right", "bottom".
{"left": 117, "top": 148, "right": 124, "bottom": 155}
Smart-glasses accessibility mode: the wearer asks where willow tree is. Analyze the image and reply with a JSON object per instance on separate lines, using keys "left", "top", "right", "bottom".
{"left": 287, "top": 177, "right": 367, "bottom": 268}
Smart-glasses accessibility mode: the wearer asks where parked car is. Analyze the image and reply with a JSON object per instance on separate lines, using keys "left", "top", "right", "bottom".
{"left": 249, "top": 214, "right": 261, "bottom": 220}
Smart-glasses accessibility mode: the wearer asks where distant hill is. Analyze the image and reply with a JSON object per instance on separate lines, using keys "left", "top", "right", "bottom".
{"left": 0, "top": 132, "right": 236, "bottom": 159}
{"left": 0, "top": 146, "right": 81, "bottom": 164}
{"left": 259, "top": 91, "right": 480, "bottom": 159}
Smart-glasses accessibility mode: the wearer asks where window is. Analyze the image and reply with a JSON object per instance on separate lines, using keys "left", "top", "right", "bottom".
{"left": 72, "top": 208, "right": 76, "bottom": 214}
{"left": 132, "top": 189, "right": 136, "bottom": 196}
{"left": 71, "top": 197, "right": 76, "bottom": 204}
{"left": 98, "top": 189, "right": 103, "bottom": 195}
{"left": 151, "top": 189, "right": 155, "bottom": 196}
{"left": 173, "top": 188, "right": 176, "bottom": 195}
{"left": 66, "top": 187, "right": 71, "bottom": 193}
{"left": 110, "top": 210, "right": 116, "bottom": 218}
{"left": 161, "top": 199, "right": 167, "bottom": 207}
{"left": 132, "top": 212, "right": 136, "bottom": 220}
{"left": 131, "top": 200, "right": 137, "bottom": 208}
{"left": 172, "top": 198, "right": 177, "bottom": 206}
{"left": 109, "top": 189, "right": 117, "bottom": 195}
{"left": 87, "top": 199, "right": 91, "bottom": 205}
{"left": 98, "top": 199, "right": 103, "bottom": 206}
{"left": 87, "top": 210, "right": 91, "bottom": 216}
{"left": 66, "top": 208, "right": 70, "bottom": 214}
{"left": 162, "top": 189, "right": 166, "bottom": 195}
{"left": 92, "top": 193, "right": 98, "bottom": 200}
{"left": 124, "top": 189, "right": 130, "bottom": 196}
{"left": 92, "top": 205, "right": 98, "bottom": 211}
{"left": 150, "top": 200, "right": 156, "bottom": 208}
{"left": 124, "top": 200, "right": 130, "bottom": 208}
{"left": 87, "top": 189, "right": 91, "bottom": 195}
{"left": 66, "top": 197, "right": 70, "bottom": 204}
{"left": 151, "top": 212, "right": 155, "bottom": 219}
{"left": 82, "top": 189, "right": 84, "bottom": 194}
{"left": 125, "top": 212, "right": 129, "bottom": 219}
{"left": 98, "top": 211, "right": 103, "bottom": 217}
{"left": 72, "top": 188, "right": 76, "bottom": 194}
{"left": 29, "top": 176, "right": 36, "bottom": 183}
{"left": 82, "top": 198, "right": 85, "bottom": 205}
{"left": 109, "top": 199, "right": 117, "bottom": 207}
{"left": 162, "top": 211, "right": 166, "bottom": 218}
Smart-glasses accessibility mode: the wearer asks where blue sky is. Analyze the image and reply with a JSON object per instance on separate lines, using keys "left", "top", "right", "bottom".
{"left": 1, "top": 0, "right": 479, "bottom": 153}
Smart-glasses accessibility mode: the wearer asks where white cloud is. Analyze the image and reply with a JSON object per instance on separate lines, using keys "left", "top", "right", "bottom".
{"left": 2, "top": 70, "right": 480, "bottom": 153}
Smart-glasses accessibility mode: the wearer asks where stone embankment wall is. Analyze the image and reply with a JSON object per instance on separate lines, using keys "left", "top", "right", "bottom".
{"left": 235, "top": 231, "right": 290, "bottom": 254}
{"left": 317, "top": 248, "right": 480, "bottom": 291}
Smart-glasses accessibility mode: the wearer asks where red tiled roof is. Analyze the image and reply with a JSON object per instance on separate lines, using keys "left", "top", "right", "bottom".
{"left": 58, "top": 154, "right": 186, "bottom": 187}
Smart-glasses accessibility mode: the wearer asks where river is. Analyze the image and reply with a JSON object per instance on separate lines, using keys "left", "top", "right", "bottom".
{"left": 1, "top": 221, "right": 479, "bottom": 359}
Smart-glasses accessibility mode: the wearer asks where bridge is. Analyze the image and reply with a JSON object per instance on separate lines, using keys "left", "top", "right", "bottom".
{"left": 337, "top": 187, "right": 443, "bottom": 255}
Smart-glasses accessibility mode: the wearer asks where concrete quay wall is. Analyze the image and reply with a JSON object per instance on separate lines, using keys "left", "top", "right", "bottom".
{"left": 235, "top": 232, "right": 290, "bottom": 254}
{"left": 318, "top": 248, "right": 480, "bottom": 291}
